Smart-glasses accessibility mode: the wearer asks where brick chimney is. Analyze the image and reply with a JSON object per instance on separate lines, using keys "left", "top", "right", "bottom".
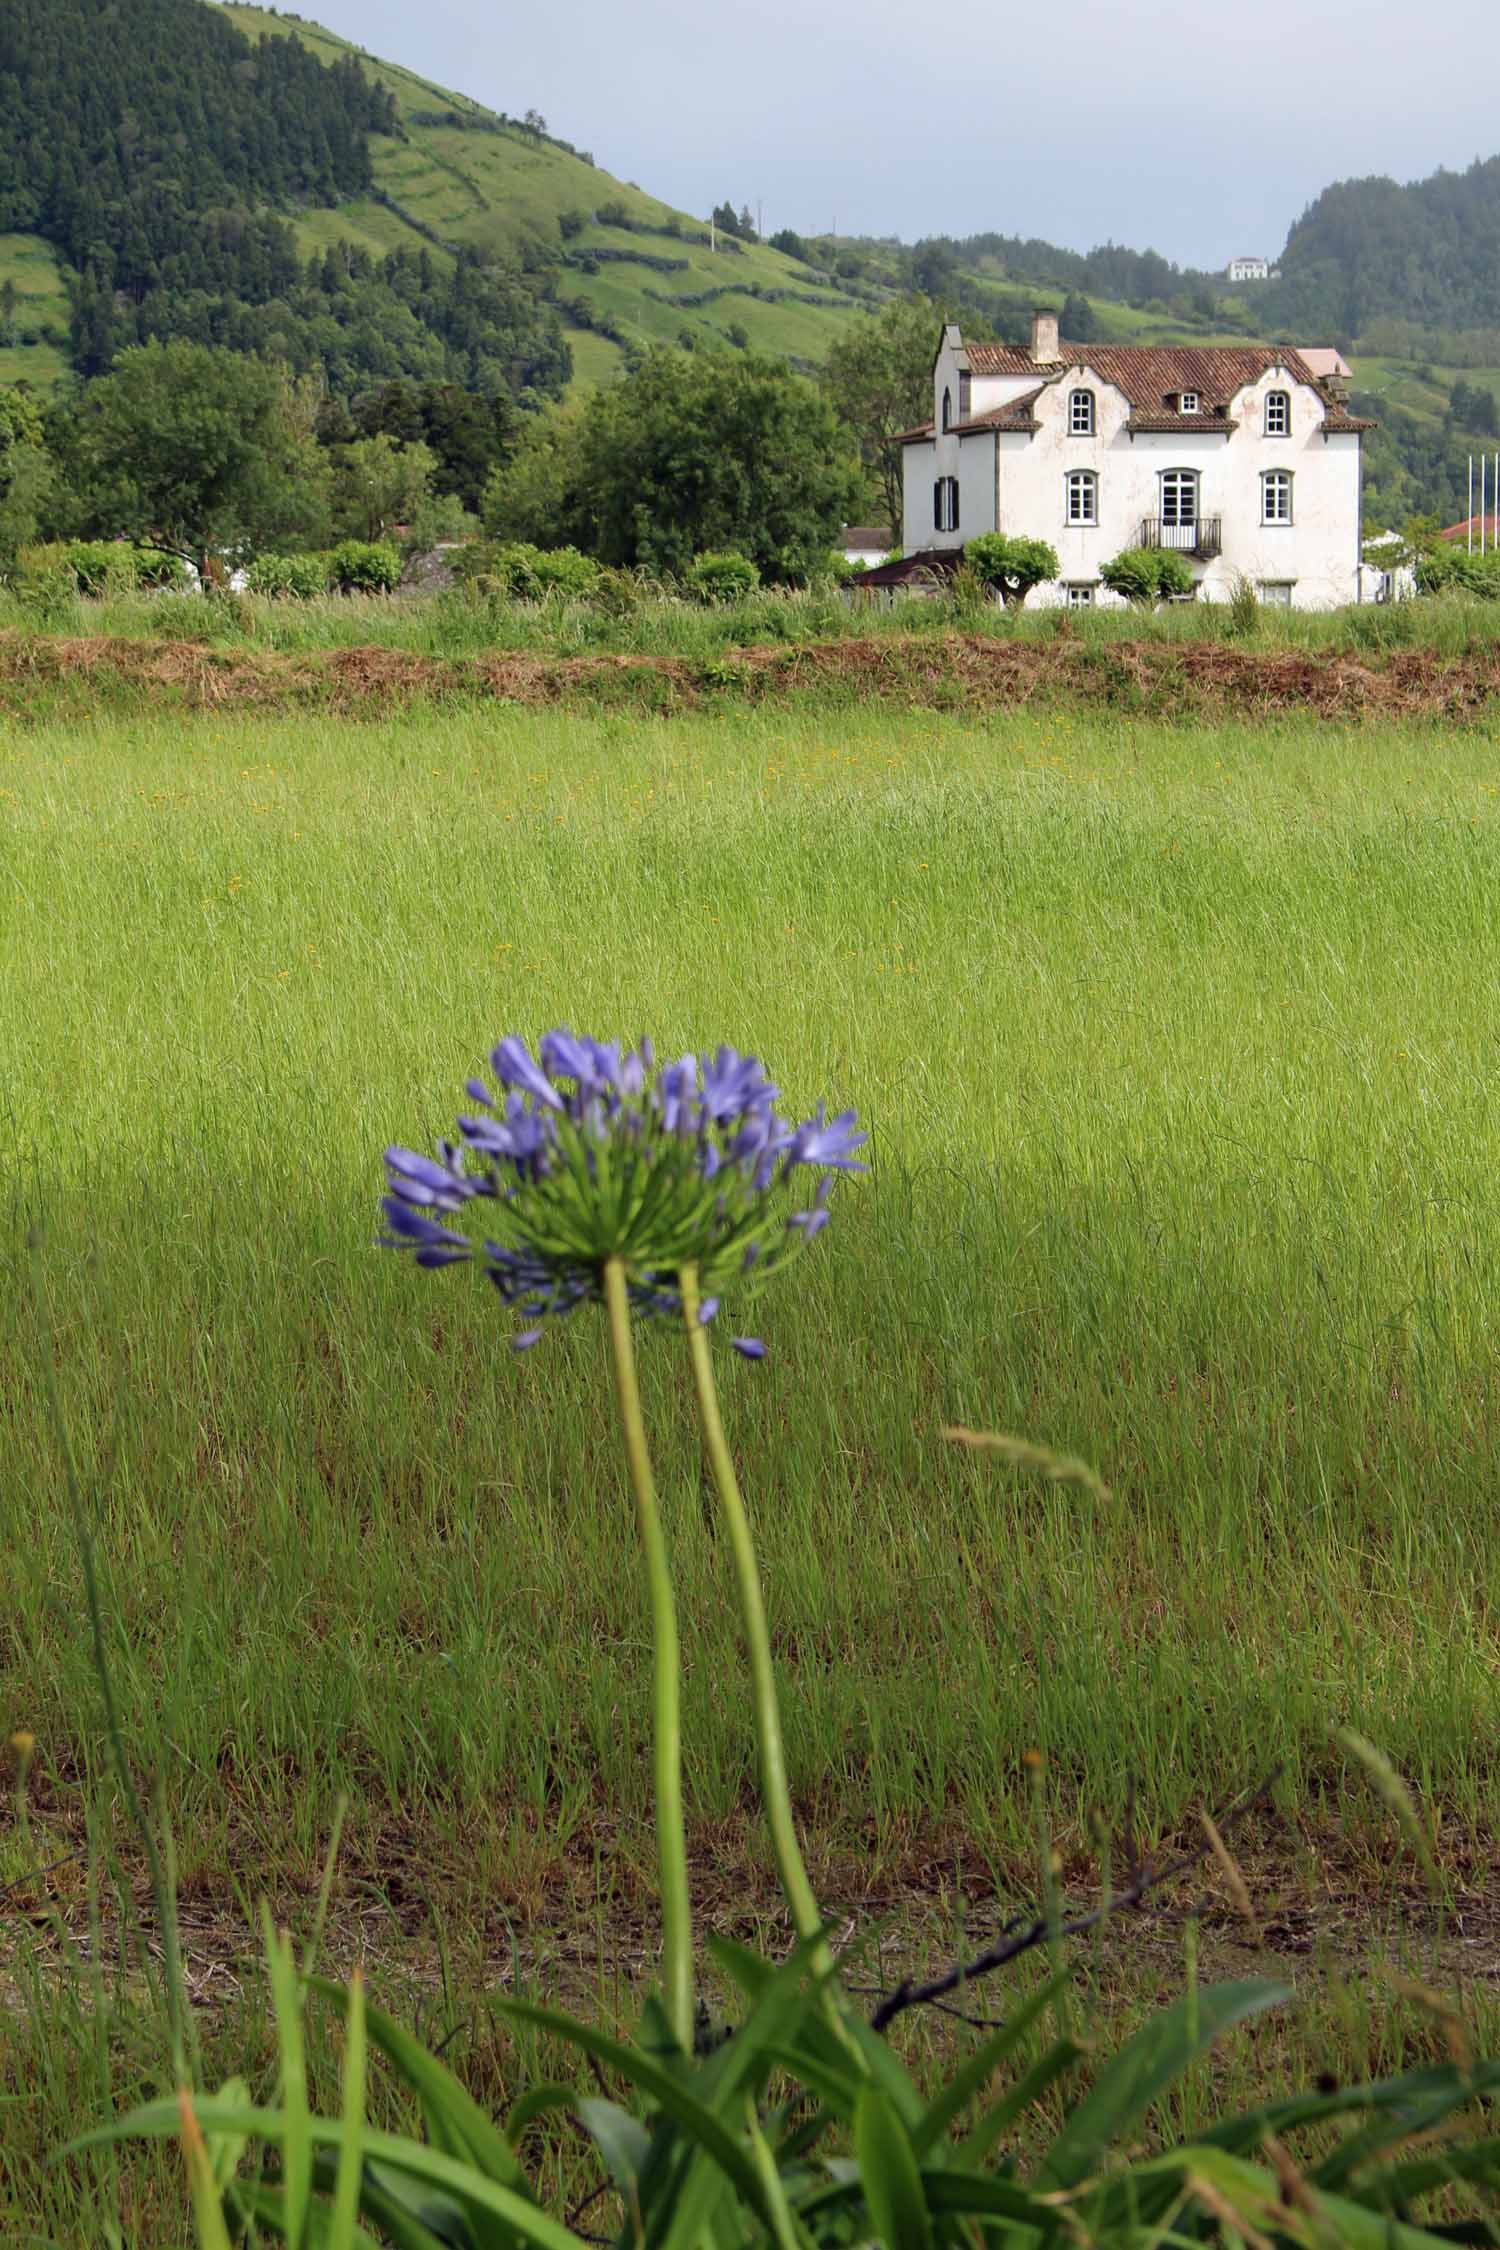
{"left": 1030, "top": 306, "right": 1060, "bottom": 363}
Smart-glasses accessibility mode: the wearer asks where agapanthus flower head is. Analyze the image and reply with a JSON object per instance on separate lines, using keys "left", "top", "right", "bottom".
{"left": 379, "top": 1029, "right": 866, "bottom": 1354}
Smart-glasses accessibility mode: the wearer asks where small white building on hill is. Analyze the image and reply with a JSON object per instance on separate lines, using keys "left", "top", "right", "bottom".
{"left": 893, "top": 314, "right": 1375, "bottom": 609}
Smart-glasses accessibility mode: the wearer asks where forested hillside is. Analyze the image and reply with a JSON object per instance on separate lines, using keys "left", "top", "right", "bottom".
{"left": 1272, "top": 158, "right": 1500, "bottom": 334}
{"left": 0, "top": 0, "right": 571, "bottom": 400}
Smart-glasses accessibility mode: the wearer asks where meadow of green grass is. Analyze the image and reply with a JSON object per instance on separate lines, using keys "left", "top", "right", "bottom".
{"left": 7, "top": 692, "right": 1500, "bottom": 2239}
{"left": 6, "top": 697, "right": 1500, "bottom": 1878}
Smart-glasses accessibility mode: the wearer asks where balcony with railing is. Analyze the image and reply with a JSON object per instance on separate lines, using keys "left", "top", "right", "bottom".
{"left": 1138, "top": 514, "right": 1221, "bottom": 559}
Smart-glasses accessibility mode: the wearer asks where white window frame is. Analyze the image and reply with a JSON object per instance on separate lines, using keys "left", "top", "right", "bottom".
{"left": 1179, "top": 390, "right": 1200, "bottom": 414}
{"left": 1064, "top": 581, "right": 1096, "bottom": 607}
{"left": 1257, "top": 580, "right": 1294, "bottom": 606}
{"left": 1261, "top": 469, "right": 1293, "bottom": 525}
{"left": 1065, "top": 469, "right": 1098, "bottom": 525}
{"left": 1264, "top": 388, "right": 1290, "bottom": 436}
{"left": 1159, "top": 468, "right": 1199, "bottom": 530}
{"left": 934, "top": 475, "right": 960, "bottom": 533}
{"left": 1068, "top": 388, "right": 1095, "bottom": 435}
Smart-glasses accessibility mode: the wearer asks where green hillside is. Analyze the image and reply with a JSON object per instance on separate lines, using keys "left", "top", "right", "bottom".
{"left": 215, "top": 3, "right": 873, "bottom": 387}
{"left": 0, "top": 232, "right": 73, "bottom": 389}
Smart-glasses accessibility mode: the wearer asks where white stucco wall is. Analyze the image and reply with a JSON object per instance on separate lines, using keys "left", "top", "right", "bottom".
{"left": 905, "top": 347, "right": 1365, "bottom": 608}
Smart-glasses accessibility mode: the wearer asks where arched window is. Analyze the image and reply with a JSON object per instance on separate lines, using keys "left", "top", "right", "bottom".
{"left": 1069, "top": 388, "right": 1095, "bottom": 435}
{"left": 942, "top": 386, "right": 953, "bottom": 431}
{"left": 1264, "top": 389, "right": 1290, "bottom": 436}
{"left": 1159, "top": 468, "right": 1199, "bottom": 537}
{"left": 1261, "top": 469, "right": 1293, "bottom": 523}
{"left": 1065, "top": 469, "right": 1098, "bottom": 524}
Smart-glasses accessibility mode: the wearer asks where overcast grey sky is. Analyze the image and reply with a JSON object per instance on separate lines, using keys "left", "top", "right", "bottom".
{"left": 294, "top": 0, "right": 1496, "bottom": 269}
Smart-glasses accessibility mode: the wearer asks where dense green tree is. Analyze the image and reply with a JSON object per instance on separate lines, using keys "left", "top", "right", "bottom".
{"left": 823, "top": 295, "right": 946, "bottom": 539}
{"left": 351, "top": 379, "right": 516, "bottom": 509}
{"left": 769, "top": 228, "right": 810, "bottom": 264}
{"left": 1060, "top": 291, "right": 1099, "bottom": 343}
{"left": 516, "top": 348, "right": 860, "bottom": 581}
{"left": 480, "top": 399, "right": 587, "bottom": 547}
{"left": 330, "top": 433, "right": 438, "bottom": 540}
{"left": 1449, "top": 378, "right": 1499, "bottom": 437}
{"left": 0, "top": 384, "right": 55, "bottom": 565}
{"left": 910, "top": 239, "right": 958, "bottom": 297}
{"left": 58, "top": 340, "right": 330, "bottom": 563}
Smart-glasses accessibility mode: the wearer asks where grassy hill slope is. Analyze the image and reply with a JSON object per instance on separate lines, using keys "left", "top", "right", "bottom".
{"left": 215, "top": 3, "right": 875, "bottom": 387}
{"left": 0, "top": 232, "right": 74, "bottom": 390}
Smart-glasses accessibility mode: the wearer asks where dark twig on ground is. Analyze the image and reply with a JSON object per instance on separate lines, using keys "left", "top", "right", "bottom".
{"left": 868, "top": 1769, "right": 1281, "bottom": 2032}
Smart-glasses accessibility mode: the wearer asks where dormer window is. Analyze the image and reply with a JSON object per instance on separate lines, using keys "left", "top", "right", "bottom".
{"left": 1264, "top": 389, "right": 1290, "bottom": 435}
{"left": 1179, "top": 391, "right": 1200, "bottom": 414}
{"left": 1069, "top": 388, "right": 1096, "bottom": 435}
{"left": 942, "top": 386, "right": 953, "bottom": 431}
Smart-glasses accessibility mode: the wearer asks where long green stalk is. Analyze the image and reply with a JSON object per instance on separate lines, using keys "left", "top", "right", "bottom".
{"left": 678, "top": 1265, "right": 826, "bottom": 1966}
{"left": 602, "top": 1254, "right": 693, "bottom": 2051}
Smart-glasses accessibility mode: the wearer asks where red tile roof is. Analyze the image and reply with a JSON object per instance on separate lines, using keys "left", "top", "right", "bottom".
{"left": 1440, "top": 513, "right": 1500, "bottom": 542}
{"left": 900, "top": 342, "right": 1374, "bottom": 443}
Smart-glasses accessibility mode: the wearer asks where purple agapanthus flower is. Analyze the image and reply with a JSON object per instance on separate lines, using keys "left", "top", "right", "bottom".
{"left": 379, "top": 1031, "right": 865, "bottom": 1354}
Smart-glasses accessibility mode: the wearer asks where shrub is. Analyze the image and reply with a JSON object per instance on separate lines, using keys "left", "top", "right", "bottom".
{"left": 1415, "top": 541, "right": 1500, "bottom": 598}
{"left": 1099, "top": 544, "right": 1195, "bottom": 604}
{"left": 22, "top": 533, "right": 167, "bottom": 594}
{"left": 684, "top": 550, "right": 760, "bottom": 603}
{"left": 244, "top": 551, "right": 332, "bottom": 599}
{"left": 58, "top": 540, "right": 139, "bottom": 596}
{"left": 446, "top": 540, "right": 602, "bottom": 601}
{"left": 964, "top": 532, "right": 1059, "bottom": 607}
{"left": 326, "top": 539, "right": 401, "bottom": 594}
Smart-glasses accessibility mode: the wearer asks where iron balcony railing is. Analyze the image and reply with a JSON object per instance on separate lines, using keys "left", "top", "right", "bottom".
{"left": 1138, "top": 514, "right": 1221, "bottom": 559}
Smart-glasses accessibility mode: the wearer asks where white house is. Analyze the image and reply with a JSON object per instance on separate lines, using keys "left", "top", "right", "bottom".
{"left": 894, "top": 313, "right": 1375, "bottom": 610}
{"left": 1227, "top": 256, "right": 1271, "bottom": 283}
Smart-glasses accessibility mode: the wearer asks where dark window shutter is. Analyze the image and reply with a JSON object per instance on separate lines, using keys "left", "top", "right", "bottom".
{"left": 952, "top": 480, "right": 960, "bottom": 531}
{"left": 933, "top": 480, "right": 942, "bottom": 529}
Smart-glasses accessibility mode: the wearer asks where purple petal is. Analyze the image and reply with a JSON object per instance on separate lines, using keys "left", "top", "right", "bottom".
{"left": 379, "top": 1198, "right": 473, "bottom": 1258}
{"left": 698, "top": 1296, "right": 720, "bottom": 1324}
{"left": 464, "top": 1077, "right": 494, "bottom": 1108}
{"left": 491, "top": 1035, "right": 563, "bottom": 1111}
{"left": 511, "top": 1327, "right": 544, "bottom": 1350}
{"left": 731, "top": 1336, "right": 767, "bottom": 1360}
{"left": 789, "top": 1104, "right": 868, "bottom": 1172}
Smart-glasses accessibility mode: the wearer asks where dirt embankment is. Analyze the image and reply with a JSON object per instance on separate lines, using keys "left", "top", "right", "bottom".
{"left": 4, "top": 626, "right": 1500, "bottom": 720}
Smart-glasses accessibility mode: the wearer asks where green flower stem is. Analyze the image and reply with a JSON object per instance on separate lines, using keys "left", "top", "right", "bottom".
{"left": 602, "top": 1253, "right": 693, "bottom": 2053}
{"left": 678, "top": 1265, "right": 827, "bottom": 1969}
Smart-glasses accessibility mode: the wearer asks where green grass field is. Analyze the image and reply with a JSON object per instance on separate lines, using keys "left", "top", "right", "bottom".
{"left": 7, "top": 697, "right": 1500, "bottom": 1871}
{"left": 7, "top": 689, "right": 1500, "bottom": 2237}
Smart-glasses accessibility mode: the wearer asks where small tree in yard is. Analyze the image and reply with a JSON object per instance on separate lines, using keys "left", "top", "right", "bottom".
{"left": 964, "top": 532, "right": 1059, "bottom": 607}
{"left": 58, "top": 339, "right": 329, "bottom": 567}
{"left": 1099, "top": 545, "right": 1195, "bottom": 604}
